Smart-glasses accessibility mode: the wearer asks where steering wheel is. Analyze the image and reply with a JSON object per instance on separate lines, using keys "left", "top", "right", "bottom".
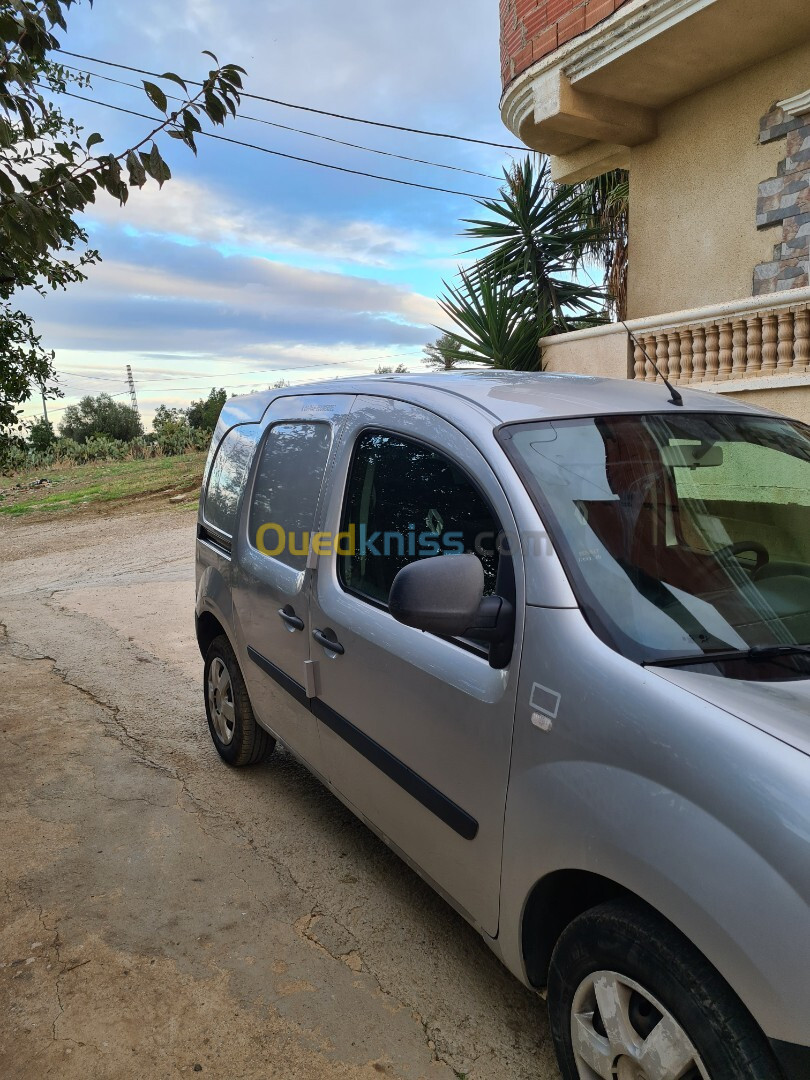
{"left": 715, "top": 540, "right": 769, "bottom": 572}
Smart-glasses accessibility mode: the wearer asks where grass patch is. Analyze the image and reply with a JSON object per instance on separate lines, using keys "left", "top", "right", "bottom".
{"left": 0, "top": 452, "right": 207, "bottom": 518}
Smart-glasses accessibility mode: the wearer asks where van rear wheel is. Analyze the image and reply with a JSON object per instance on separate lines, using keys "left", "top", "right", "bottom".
{"left": 547, "top": 899, "right": 782, "bottom": 1080}
{"left": 204, "top": 635, "right": 275, "bottom": 766}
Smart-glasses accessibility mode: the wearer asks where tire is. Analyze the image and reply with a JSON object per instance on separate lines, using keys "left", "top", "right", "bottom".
{"left": 547, "top": 899, "right": 783, "bottom": 1080}
{"left": 204, "top": 635, "right": 275, "bottom": 766}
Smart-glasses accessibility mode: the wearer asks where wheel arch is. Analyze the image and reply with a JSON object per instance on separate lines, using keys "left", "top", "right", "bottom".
{"left": 196, "top": 609, "right": 230, "bottom": 659}
{"left": 521, "top": 869, "right": 639, "bottom": 989}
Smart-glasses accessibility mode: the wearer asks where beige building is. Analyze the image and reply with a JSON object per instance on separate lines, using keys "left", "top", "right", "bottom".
{"left": 499, "top": 0, "right": 810, "bottom": 422}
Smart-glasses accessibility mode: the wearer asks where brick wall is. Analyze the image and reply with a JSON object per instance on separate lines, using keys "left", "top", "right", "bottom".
{"left": 754, "top": 106, "right": 810, "bottom": 294}
{"left": 500, "top": 0, "right": 633, "bottom": 87}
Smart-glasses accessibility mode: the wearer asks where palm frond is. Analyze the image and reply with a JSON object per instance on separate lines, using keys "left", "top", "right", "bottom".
{"left": 564, "top": 168, "right": 629, "bottom": 319}
{"left": 437, "top": 265, "right": 546, "bottom": 371}
{"left": 458, "top": 157, "right": 608, "bottom": 333}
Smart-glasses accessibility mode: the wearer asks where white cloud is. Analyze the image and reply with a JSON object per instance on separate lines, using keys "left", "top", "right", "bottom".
{"left": 23, "top": 244, "right": 443, "bottom": 363}
{"left": 83, "top": 177, "right": 445, "bottom": 269}
{"left": 90, "top": 253, "right": 440, "bottom": 325}
{"left": 110, "top": 0, "right": 503, "bottom": 138}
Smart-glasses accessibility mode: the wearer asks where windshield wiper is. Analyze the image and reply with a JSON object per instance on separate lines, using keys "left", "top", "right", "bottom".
{"left": 644, "top": 644, "right": 810, "bottom": 668}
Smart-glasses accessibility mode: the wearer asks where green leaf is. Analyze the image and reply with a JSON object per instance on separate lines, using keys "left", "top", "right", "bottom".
{"left": 148, "top": 142, "right": 162, "bottom": 173}
{"left": 86, "top": 132, "right": 104, "bottom": 150}
{"left": 147, "top": 143, "right": 171, "bottom": 187}
{"left": 142, "top": 80, "right": 168, "bottom": 113}
{"left": 221, "top": 67, "right": 244, "bottom": 90}
{"left": 203, "top": 92, "right": 226, "bottom": 126}
{"left": 126, "top": 150, "right": 147, "bottom": 189}
{"left": 182, "top": 109, "right": 202, "bottom": 134}
{"left": 160, "top": 71, "right": 188, "bottom": 92}
{"left": 0, "top": 117, "right": 14, "bottom": 149}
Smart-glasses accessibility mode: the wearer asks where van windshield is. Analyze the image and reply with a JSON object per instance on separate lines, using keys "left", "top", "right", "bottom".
{"left": 503, "top": 412, "right": 810, "bottom": 675}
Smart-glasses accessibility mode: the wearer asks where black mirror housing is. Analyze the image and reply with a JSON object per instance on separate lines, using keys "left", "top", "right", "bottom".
{"left": 389, "top": 554, "right": 485, "bottom": 637}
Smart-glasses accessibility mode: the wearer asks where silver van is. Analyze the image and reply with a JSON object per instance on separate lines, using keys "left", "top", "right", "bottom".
{"left": 195, "top": 372, "right": 810, "bottom": 1080}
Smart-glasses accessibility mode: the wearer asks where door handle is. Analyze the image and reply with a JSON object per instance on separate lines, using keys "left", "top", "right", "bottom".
{"left": 312, "top": 628, "right": 345, "bottom": 655}
{"left": 278, "top": 606, "right": 305, "bottom": 632}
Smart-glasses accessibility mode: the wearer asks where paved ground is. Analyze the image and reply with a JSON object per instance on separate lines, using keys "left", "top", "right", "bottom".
{"left": 0, "top": 506, "right": 557, "bottom": 1079}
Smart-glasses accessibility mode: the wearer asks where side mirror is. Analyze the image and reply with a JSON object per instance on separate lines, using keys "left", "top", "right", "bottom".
{"left": 389, "top": 554, "right": 485, "bottom": 637}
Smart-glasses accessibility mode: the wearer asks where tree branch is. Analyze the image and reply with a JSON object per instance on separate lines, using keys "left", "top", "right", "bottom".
{"left": 19, "top": 76, "right": 213, "bottom": 204}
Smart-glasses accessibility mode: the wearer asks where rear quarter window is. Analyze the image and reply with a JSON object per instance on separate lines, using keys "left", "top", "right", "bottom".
{"left": 204, "top": 424, "right": 260, "bottom": 537}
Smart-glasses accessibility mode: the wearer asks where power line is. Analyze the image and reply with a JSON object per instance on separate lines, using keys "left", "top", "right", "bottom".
{"left": 113, "top": 368, "right": 406, "bottom": 395}
{"left": 27, "top": 367, "right": 392, "bottom": 416}
{"left": 56, "top": 369, "right": 125, "bottom": 383}
{"left": 60, "top": 64, "right": 502, "bottom": 182}
{"left": 29, "top": 399, "right": 83, "bottom": 415}
{"left": 56, "top": 49, "right": 525, "bottom": 152}
{"left": 57, "top": 351, "right": 420, "bottom": 385}
{"left": 33, "top": 353, "right": 423, "bottom": 418}
{"left": 54, "top": 88, "right": 487, "bottom": 198}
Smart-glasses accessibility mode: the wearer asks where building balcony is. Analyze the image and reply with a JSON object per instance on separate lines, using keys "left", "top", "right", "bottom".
{"left": 500, "top": 0, "right": 810, "bottom": 183}
{"left": 541, "top": 287, "right": 810, "bottom": 422}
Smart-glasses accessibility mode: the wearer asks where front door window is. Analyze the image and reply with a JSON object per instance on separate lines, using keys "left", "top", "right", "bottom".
{"left": 339, "top": 430, "right": 501, "bottom": 606}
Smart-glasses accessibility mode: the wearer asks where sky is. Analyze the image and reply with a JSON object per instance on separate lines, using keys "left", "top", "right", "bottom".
{"left": 21, "top": 0, "right": 522, "bottom": 430}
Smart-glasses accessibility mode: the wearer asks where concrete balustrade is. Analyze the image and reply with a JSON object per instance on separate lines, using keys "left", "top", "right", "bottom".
{"left": 630, "top": 300, "right": 810, "bottom": 385}
{"left": 540, "top": 286, "right": 810, "bottom": 423}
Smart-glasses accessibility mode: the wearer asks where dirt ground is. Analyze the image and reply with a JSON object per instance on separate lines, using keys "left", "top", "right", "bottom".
{"left": 0, "top": 505, "right": 557, "bottom": 1080}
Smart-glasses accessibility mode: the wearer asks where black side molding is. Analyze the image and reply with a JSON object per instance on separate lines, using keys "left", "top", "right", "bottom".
{"left": 247, "top": 646, "right": 310, "bottom": 708}
{"left": 311, "top": 697, "right": 479, "bottom": 841}
{"left": 247, "top": 645, "right": 478, "bottom": 841}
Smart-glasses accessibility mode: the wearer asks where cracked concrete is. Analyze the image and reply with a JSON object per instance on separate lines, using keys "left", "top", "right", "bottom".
{"left": 0, "top": 505, "right": 557, "bottom": 1079}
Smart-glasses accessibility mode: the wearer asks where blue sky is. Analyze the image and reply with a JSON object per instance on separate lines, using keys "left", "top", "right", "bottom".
{"left": 22, "top": 0, "right": 521, "bottom": 428}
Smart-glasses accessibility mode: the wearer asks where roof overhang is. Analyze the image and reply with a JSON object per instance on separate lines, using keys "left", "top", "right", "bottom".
{"left": 501, "top": 0, "right": 810, "bottom": 182}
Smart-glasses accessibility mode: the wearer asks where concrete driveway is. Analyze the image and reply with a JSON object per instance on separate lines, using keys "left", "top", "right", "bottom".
{"left": 0, "top": 506, "right": 557, "bottom": 1080}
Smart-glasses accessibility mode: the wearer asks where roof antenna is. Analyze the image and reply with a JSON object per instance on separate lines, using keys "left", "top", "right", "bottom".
{"left": 620, "top": 320, "right": 683, "bottom": 406}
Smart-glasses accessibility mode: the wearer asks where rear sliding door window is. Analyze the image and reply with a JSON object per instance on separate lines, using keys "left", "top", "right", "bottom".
{"left": 249, "top": 422, "right": 332, "bottom": 570}
{"left": 204, "top": 424, "right": 260, "bottom": 537}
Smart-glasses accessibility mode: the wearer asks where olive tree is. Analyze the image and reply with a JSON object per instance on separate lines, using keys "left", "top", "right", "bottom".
{"left": 186, "top": 387, "right": 227, "bottom": 433}
{"left": 59, "top": 392, "right": 143, "bottom": 443}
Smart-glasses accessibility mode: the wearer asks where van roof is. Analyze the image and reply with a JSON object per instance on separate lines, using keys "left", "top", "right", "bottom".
{"left": 226, "top": 370, "right": 766, "bottom": 427}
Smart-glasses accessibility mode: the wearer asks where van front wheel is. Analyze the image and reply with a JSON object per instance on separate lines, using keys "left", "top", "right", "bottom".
{"left": 547, "top": 899, "right": 782, "bottom": 1080}
{"left": 204, "top": 636, "right": 275, "bottom": 766}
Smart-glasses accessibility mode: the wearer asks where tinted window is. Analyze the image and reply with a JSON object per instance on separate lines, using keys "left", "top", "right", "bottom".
{"left": 204, "top": 424, "right": 260, "bottom": 536}
{"left": 340, "top": 430, "right": 500, "bottom": 605}
{"left": 249, "top": 422, "right": 332, "bottom": 570}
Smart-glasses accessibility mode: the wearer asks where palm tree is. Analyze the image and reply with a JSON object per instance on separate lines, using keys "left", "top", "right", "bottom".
{"left": 574, "top": 169, "right": 629, "bottom": 319}
{"left": 437, "top": 156, "right": 612, "bottom": 370}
